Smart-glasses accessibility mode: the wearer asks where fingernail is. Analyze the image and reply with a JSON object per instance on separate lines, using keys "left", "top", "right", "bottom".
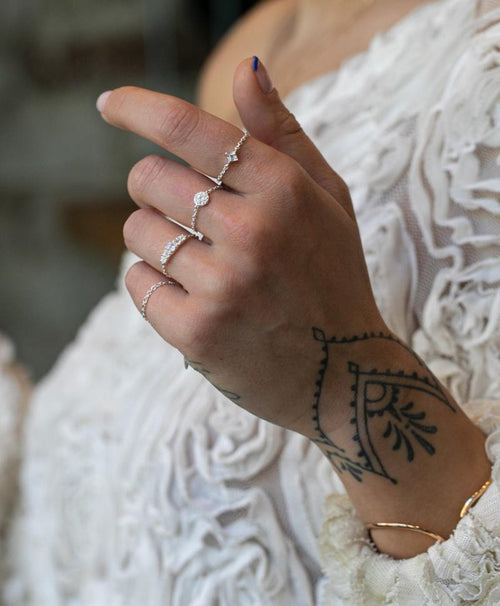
{"left": 252, "top": 56, "right": 274, "bottom": 94}
{"left": 96, "top": 90, "right": 113, "bottom": 112}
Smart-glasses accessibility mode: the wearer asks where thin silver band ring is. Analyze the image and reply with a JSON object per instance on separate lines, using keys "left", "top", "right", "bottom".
{"left": 140, "top": 129, "right": 249, "bottom": 322}
{"left": 141, "top": 279, "right": 176, "bottom": 323}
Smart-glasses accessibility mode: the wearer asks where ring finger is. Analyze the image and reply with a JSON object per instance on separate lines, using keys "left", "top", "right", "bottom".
{"left": 123, "top": 207, "right": 217, "bottom": 294}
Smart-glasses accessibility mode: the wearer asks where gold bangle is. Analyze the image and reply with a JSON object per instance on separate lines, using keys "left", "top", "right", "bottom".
{"left": 459, "top": 476, "right": 493, "bottom": 518}
{"left": 366, "top": 476, "right": 493, "bottom": 545}
{"left": 366, "top": 522, "right": 445, "bottom": 543}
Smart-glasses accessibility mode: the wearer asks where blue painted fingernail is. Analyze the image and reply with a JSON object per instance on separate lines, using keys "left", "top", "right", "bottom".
{"left": 252, "top": 56, "right": 274, "bottom": 94}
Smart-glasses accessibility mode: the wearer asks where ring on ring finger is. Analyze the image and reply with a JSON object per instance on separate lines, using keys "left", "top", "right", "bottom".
{"left": 160, "top": 233, "right": 194, "bottom": 277}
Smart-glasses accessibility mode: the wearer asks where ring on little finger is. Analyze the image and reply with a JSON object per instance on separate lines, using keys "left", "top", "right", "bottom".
{"left": 141, "top": 279, "right": 177, "bottom": 323}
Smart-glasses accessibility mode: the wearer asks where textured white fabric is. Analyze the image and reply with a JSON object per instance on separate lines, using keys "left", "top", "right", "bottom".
{"left": 0, "top": 336, "right": 24, "bottom": 547}
{"left": 1, "top": 0, "right": 500, "bottom": 603}
{"left": 318, "top": 398, "right": 500, "bottom": 605}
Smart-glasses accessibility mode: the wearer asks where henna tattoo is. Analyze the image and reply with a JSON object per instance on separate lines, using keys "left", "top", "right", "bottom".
{"left": 184, "top": 358, "right": 242, "bottom": 403}
{"left": 311, "top": 328, "right": 456, "bottom": 484}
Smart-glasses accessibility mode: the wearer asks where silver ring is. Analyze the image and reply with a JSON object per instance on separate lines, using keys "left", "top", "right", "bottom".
{"left": 190, "top": 184, "right": 222, "bottom": 234}
{"left": 161, "top": 233, "right": 193, "bottom": 277}
{"left": 141, "top": 279, "right": 176, "bottom": 323}
{"left": 215, "top": 128, "right": 249, "bottom": 185}
{"left": 190, "top": 128, "right": 249, "bottom": 236}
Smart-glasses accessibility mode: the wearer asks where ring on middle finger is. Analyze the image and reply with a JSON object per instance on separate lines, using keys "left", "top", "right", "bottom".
{"left": 160, "top": 233, "right": 194, "bottom": 277}
{"left": 190, "top": 128, "right": 249, "bottom": 238}
{"left": 190, "top": 184, "right": 223, "bottom": 236}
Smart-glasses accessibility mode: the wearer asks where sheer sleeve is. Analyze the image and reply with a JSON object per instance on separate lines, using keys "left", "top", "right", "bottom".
{"left": 318, "top": 398, "right": 500, "bottom": 605}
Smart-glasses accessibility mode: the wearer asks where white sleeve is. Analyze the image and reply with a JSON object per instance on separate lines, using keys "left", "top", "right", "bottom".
{"left": 0, "top": 335, "right": 28, "bottom": 529}
{"left": 317, "top": 398, "right": 500, "bottom": 606}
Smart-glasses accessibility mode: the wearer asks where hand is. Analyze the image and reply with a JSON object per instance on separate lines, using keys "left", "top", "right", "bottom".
{"left": 97, "top": 57, "right": 387, "bottom": 438}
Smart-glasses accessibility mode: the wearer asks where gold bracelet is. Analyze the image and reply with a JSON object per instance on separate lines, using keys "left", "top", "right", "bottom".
{"left": 366, "top": 522, "right": 445, "bottom": 543}
{"left": 459, "top": 476, "right": 493, "bottom": 518}
{"left": 366, "top": 476, "right": 493, "bottom": 545}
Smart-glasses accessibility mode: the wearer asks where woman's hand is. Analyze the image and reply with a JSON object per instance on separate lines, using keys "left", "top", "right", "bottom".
{"left": 97, "top": 57, "right": 387, "bottom": 438}
{"left": 97, "top": 58, "right": 492, "bottom": 558}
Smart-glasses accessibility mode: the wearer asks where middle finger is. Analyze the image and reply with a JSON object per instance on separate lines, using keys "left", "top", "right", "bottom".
{"left": 128, "top": 153, "right": 239, "bottom": 241}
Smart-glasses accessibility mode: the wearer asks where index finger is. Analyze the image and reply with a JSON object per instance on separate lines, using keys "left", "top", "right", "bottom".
{"left": 98, "top": 86, "right": 281, "bottom": 194}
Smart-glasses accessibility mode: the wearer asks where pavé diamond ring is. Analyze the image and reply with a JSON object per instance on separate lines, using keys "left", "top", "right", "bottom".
{"left": 161, "top": 233, "right": 194, "bottom": 277}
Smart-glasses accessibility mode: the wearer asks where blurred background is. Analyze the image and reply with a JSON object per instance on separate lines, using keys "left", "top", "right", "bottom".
{"left": 0, "top": 0, "right": 258, "bottom": 381}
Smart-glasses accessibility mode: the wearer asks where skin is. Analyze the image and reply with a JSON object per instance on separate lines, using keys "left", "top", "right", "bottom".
{"left": 198, "top": 0, "right": 435, "bottom": 122}
{"left": 96, "top": 0, "right": 492, "bottom": 559}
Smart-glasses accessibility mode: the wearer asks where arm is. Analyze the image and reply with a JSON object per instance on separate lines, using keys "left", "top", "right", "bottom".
{"left": 309, "top": 328, "right": 491, "bottom": 558}
{"left": 98, "top": 43, "right": 498, "bottom": 575}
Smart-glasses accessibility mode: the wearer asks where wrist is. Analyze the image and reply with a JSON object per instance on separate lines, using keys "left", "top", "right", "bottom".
{"left": 307, "top": 326, "right": 424, "bottom": 440}
{"left": 306, "top": 326, "right": 492, "bottom": 558}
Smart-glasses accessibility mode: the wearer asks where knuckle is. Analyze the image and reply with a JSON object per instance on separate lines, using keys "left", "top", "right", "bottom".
{"left": 157, "top": 100, "right": 200, "bottom": 148}
{"left": 217, "top": 267, "right": 245, "bottom": 303}
{"left": 284, "top": 161, "right": 306, "bottom": 192}
{"left": 222, "top": 213, "right": 257, "bottom": 251}
{"left": 334, "top": 174, "right": 352, "bottom": 203}
{"left": 251, "top": 216, "right": 276, "bottom": 258}
{"left": 223, "top": 209, "right": 275, "bottom": 256}
{"left": 212, "top": 257, "right": 264, "bottom": 306}
{"left": 183, "top": 315, "right": 214, "bottom": 358}
{"left": 127, "top": 154, "right": 165, "bottom": 200}
{"left": 274, "top": 161, "right": 308, "bottom": 210}
{"left": 123, "top": 208, "right": 149, "bottom": 249}
{"left": 124, "top": 261, "right": 143, "bottom": 293}
{"left": 274, "top": 108, "right": 303, "bottom": 143}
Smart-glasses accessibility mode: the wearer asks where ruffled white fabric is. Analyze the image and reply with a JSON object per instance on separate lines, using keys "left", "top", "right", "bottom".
{"left": 318, "top": 398, "right": 500, "bottom": 605}
{"left": 0, "top": 335, "right": 24, "bottom": 535}
{"left": 3, "top": 287, "right": 338, "bottom": 605}
{"left": 2, "top": 0, "right": 500, "bottom": 604}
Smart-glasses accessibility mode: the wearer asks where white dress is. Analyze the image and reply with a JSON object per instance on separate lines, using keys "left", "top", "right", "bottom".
{"left": 1, "top": 0, "right": 500, "bottom": 603}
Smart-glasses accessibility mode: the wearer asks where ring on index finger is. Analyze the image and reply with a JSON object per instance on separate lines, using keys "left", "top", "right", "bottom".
{"left": 189, "top": 128, "right": 249, "bottom": 239}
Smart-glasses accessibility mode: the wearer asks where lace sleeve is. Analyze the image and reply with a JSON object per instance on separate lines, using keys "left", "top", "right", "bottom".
{"left": 317, "top": 399, "right": 500, "bottom": 605}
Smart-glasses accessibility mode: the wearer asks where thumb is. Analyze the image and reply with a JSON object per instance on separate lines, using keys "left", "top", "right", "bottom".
{"left": 233, "top": 56, "right": 355, "bottom": 220}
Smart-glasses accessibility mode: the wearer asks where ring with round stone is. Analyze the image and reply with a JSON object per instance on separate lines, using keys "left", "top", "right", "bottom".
{"left": 190, "top": 184, "right": 223, "bottom": 236}
{"left": 161, "top": 233, "right": 194, "bottom": 277}
{"left": 190, "top": 128, "right": 249, "bottom": 237}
